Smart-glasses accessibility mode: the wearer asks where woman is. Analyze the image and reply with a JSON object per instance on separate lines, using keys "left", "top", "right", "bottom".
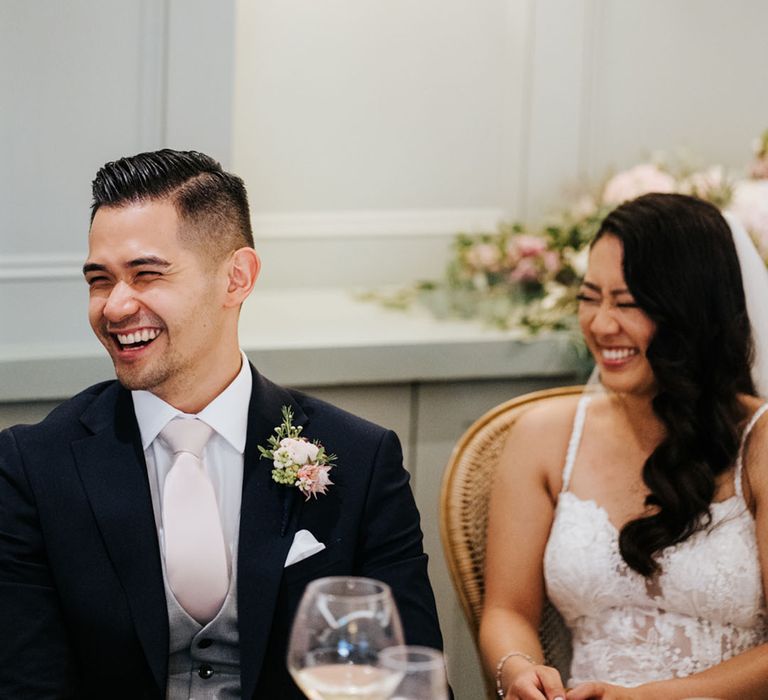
{"left": 480, "top": 194, "right": 768, "bottom": 700}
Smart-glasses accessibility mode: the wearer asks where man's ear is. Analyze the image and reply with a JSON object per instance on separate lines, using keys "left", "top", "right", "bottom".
{"left": 224, "top": 247, "right": 260, "bottom": 307}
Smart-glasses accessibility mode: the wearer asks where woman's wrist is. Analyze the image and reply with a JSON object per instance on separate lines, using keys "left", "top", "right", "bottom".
{"left": 495, "top": 650, "right": 539, "bottom": 698}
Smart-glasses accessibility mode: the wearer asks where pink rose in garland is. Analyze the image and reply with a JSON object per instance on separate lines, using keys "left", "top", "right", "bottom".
{"left": 507, "top": 235, "right": 562, "bottom": 283}
{"left": 465, "top": 242, "right": 503, "bottom": 272}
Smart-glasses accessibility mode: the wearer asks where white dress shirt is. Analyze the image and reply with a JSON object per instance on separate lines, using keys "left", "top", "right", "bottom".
{"left": 132, "top": 352, "right": 252, "bottom": 563}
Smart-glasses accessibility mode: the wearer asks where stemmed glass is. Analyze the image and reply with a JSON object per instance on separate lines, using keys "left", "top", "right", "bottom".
{"left": 287, "top": 576, "right": 405, "bottom": 700}
{"left": 379, "top": 646, "right": 448, "bottom": 700}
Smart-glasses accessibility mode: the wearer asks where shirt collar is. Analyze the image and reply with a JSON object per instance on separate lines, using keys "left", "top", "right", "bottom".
{"left": 132, "top": 351, "right": 252, "bottom": 453}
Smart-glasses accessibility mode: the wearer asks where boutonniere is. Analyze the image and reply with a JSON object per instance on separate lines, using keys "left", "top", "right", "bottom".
{"left": 258, "top": 406, "right": 336, "bottom": 500}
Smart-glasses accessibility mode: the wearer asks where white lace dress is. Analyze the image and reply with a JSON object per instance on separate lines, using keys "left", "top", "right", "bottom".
{"left": 543, "top": 396, "right": 768, "bottom": 686}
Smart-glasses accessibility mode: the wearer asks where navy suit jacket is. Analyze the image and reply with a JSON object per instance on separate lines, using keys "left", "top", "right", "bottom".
{"left": 0, "top": 367, "right": 443, "bottom": 698}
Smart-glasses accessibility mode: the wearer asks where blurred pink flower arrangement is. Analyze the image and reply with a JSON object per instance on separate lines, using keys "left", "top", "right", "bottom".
{"left": 602, "top": 163, "right": 677, "bottom": 205}
{"left": 432, "top": 222, "right": 580, "bottom": 332}
{"left": 370, "top": 130, "right": 768, "bottom": 333}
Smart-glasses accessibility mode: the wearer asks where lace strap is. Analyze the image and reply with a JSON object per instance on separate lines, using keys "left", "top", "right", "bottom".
{"left": 735, "top": 402, "right": 768, "bottom": 500}
{"left": 561, "top": 395, "right": 592, "bottom": 492}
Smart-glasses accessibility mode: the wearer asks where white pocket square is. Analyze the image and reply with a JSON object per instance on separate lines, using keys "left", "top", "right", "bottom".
{"left": 284, "top": 529, "right": 326, "bottom": 568}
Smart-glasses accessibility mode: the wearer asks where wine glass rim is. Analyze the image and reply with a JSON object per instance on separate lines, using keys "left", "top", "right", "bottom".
{"left": 306, "top": 575, "right": 394, "bottom": 601}
{"left": 379, "top": 645, "right": 445, "bottom": 671}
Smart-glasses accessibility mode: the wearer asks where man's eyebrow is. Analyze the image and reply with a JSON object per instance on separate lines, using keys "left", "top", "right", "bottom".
{"left": 127, "top": 256, "right": 171, "bottom": 268}
{"left": 82, "top": 262, "right": 106, "bottom": 276}
{"left": 82, "top": 257, "right": 171, "bottom": 276}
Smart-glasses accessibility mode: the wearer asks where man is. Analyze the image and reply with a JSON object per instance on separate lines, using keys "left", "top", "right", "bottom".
{"left": 0, "top": 150, "right": 444, "bottom": 698}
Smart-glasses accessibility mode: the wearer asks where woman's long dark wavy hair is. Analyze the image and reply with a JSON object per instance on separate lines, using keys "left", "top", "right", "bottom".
{"left": 593, "top": 193, "right": 756, "bottom": 577}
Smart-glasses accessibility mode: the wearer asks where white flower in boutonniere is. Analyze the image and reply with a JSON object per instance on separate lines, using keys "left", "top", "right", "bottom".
{"left": 258, "top": 406, "right": 336, "bottom": 500}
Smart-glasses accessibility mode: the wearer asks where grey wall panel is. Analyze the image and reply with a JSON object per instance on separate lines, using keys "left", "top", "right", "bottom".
{"left": 0, "top": 0, "right": 167, "bottom": 258}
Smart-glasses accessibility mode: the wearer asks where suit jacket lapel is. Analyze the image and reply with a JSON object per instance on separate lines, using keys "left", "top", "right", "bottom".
{"left": 238, "top": 367, "right": 306, "bottom": 698}
{"left": 72, "top": 384, "right": 168, "bottom": 691}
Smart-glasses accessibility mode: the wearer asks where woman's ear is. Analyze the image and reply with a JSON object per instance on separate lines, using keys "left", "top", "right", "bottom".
{"left": 224, "top": 247, "right": 261, "bottom": 307}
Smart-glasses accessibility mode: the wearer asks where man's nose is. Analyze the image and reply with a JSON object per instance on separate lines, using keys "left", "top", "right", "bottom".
{"left": 102, "top": 281, "right": 140, "bottom": 321}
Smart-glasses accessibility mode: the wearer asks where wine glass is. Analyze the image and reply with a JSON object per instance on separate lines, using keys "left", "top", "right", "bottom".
{"left": 287, "top": 576, "right": 405, "bottom": 699}
{"left": 379, "top": 646, "right": 448, "bottom": 700}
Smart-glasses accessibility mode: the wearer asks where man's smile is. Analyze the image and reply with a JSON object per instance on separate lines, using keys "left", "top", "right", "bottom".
{"left": 109, "top": 327, "right": 163, "bottom": 352}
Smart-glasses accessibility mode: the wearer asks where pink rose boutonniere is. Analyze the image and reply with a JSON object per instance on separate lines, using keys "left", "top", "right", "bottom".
{"left": 258, "top": 406, "right": 336, "bottom": 500}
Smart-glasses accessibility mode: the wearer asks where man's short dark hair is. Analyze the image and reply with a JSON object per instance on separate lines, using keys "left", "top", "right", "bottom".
{"left": 91, "top": 149, "right": 254, "bottom": 258}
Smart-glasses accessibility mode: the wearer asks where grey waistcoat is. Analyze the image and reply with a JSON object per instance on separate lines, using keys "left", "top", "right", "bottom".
{"left": 165, "top": 552, "right": 242, "bottom": 700}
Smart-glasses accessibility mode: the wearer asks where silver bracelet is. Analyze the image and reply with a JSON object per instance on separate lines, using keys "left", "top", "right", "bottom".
{"left": 495, "top": 650, "right": 537, "bottom": 699}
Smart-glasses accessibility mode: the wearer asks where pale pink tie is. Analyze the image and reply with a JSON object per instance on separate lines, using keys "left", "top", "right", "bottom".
{"left": 161, "top": 418, "right": 229, "bottom": 624}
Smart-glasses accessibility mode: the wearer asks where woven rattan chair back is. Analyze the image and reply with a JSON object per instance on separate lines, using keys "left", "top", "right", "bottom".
{"left": 440, "top": 386, "right": 582, "bottom": 697}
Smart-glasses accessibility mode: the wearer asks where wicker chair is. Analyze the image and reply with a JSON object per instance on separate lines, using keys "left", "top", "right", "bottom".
{"left": 440, "top": 386, "right": 582, "bottom": 698}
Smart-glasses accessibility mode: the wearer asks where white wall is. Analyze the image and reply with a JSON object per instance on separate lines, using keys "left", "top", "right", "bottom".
{"left": 233, "top": 1, "right": 511, "bottom": 212}
{"left": 230, "top": 0, "right": 768, "bottom": 291}
{"left": 586, "top": 2, "right": 768, "bottom": 181}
